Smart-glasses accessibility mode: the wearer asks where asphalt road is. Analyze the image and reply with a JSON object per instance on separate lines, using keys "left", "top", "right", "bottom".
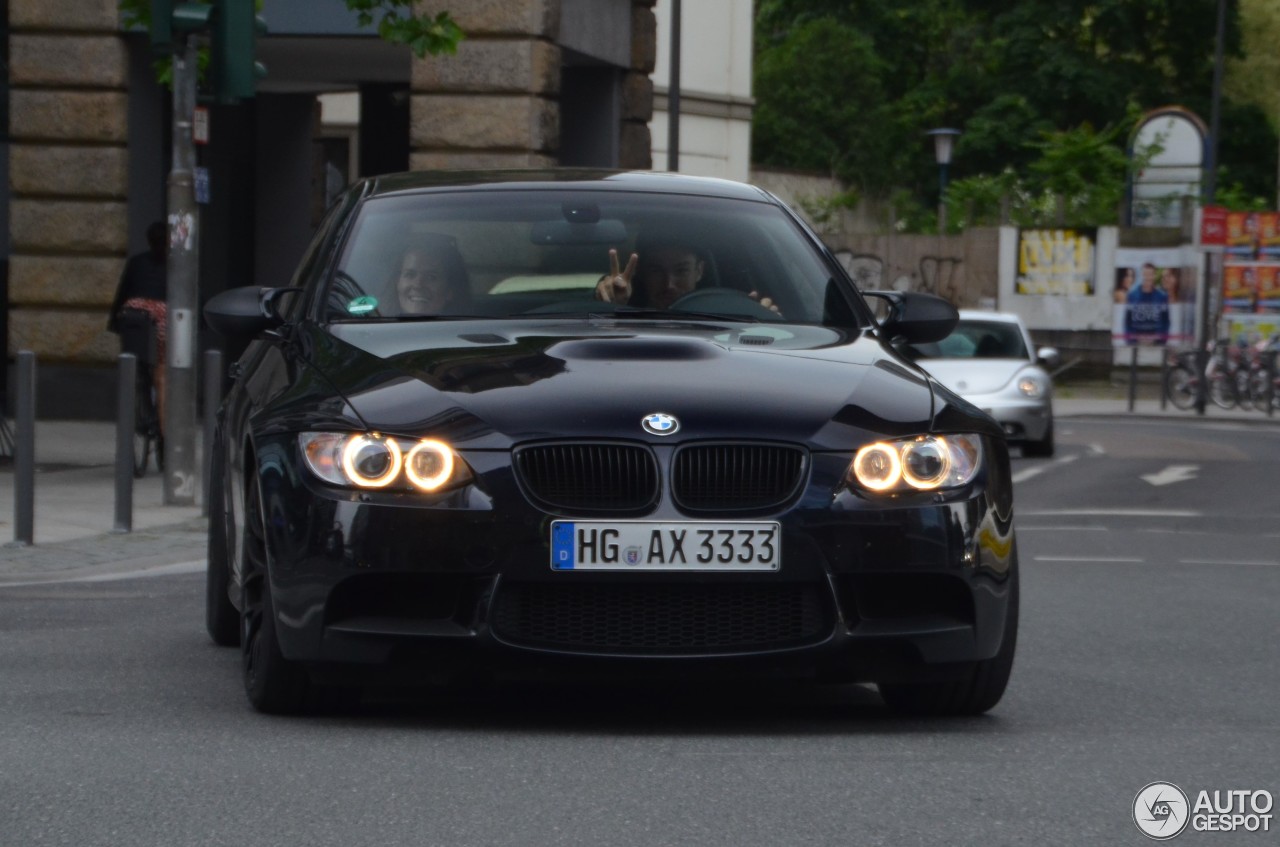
{"left": 1, "top": 416, "right": 1277, "bottom": 846}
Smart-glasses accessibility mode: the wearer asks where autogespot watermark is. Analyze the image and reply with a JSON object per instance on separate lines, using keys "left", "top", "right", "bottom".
{"left": 1133, "top": 782, "right": 1274, "bottom": 839}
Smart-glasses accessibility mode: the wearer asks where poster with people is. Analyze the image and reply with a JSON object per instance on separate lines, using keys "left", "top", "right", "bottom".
{"left": 1112, "top": 248, "right": 1193, "bottom": 346}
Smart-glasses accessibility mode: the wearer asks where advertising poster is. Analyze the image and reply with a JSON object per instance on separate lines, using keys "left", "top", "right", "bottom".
{"left": 1226, "top": 212, "right": 1261, "bottom": 257}
{"left": 1220, "top": 313, "right": 1280, "bottom": 347}
{"left": 1112, "top": 248, "right": 1193, "bottom": 346}
{"left": 1222, "top": 258, "right": 1280, "bottom": 314}
{"left": 1223, "top": 264, "right": 1258, "bottom": 312}
{"left": 1260, "top": 213, "right": 1280, "bottom": 257}
{"left": 1015, "top": 228, "right": 1096, "bottom": 296}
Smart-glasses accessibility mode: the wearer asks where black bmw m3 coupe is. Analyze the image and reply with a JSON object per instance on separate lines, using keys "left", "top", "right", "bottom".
{"left": 204, "top": 170, "right": 1018, "bottom": 715}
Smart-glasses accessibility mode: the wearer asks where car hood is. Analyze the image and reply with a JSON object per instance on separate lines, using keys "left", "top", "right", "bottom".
{"left": 301, "top": 319, "right": 951, "bottom": 450}
{"left": 915, "top": 359, "right": 1034, "bottom": 396}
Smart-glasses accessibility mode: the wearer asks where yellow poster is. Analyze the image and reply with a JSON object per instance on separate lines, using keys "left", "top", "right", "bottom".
{"left": 1016, "top": 229, "right": 1096, "bottom": 296}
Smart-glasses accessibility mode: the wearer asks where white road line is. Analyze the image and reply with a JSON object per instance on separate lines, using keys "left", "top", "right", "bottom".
{"left": 0, "top": 559, "right": 203, "bottom": 589}
{"left": 1017, "top": 525, "right": 1108, "bottom": 532}
{"left": 1012, "top": 453, "right": 1078, "bottom": 484}
{"left": 1088, "top": 443, "right": 1106, "bottom": 456}
{"left": 1179, "top": 559, "right": 1280, "bottom": 567}
{"left": 1021, "top": 508, "right": 1202, "bottom": 518}
{"left": 1034, "top": 556, "right": 1145, "bottom": 563}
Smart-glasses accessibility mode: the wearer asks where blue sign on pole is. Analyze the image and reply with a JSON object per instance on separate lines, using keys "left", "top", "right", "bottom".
{"left": 193, "top": 166, "right": 210, "bottom": 205}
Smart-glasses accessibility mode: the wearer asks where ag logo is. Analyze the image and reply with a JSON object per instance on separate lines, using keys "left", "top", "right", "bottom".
{"left": 641, "top": 412, "right": 680, "bottom": 436}
{"left": 1134, "top": 782, "right": 1190, "bottom": 840}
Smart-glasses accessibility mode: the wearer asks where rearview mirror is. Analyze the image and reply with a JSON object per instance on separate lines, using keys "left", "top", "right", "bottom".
{"left": 530, "top": 219, "right": 628, "bottom": 245}
{"left": 204, "top": 286, "right": 299, "bottom": 338}
{"left": 863, "top": 290, "right": 959, "bottom": 344}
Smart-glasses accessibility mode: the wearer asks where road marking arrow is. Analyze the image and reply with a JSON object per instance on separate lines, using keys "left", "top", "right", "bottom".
{"left": 1140, "top": 465, "right": 1200, "bottom": 487}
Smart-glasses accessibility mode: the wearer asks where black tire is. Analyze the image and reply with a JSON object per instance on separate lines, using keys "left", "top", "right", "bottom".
{"left": 132, "top": 430, "right": 150, "bottom": 478}
{"left": 1235, "top": 370, "right": 1254, "bottom": 411}
{"left": 1021, "top": 419, "right": 1054, "bottom": 458}
{"left": 878, "top": 551, "right": 1019, "bottom": 717}
{"left": 1208, "top": 374, "right": 1237, "bottom": 410}
{"left": 1165, "top": 366, "right": 1196, "bottom": 411}
{"left": 205, "top": 431, "right": 239, "bottom": 647}
{"left": 240, "top": 470, "right": 310, "bottom": 714}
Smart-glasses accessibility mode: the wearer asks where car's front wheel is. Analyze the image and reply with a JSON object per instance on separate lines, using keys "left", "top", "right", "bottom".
{"left": 205, "top": 432, "right": 239, "bottom": 647}
{"left": 240, "top": 470, "right": 310, "bottom": 714}
{"left": 878, "top": 552, "right": 1019, "bottom": 716}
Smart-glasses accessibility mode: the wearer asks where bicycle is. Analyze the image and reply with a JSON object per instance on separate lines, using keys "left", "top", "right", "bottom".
{"left": 133, "top": 362, "right": 165, "bottom": 477}
{"left": 1163, "top": 343, "right": 1240, "bottom": 411}
{"left": 117, "top": 307, "right": 165, "bottom": 477}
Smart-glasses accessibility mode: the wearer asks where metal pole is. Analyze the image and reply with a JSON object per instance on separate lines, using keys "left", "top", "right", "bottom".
{"left": 114, "top": 354, "right": 136, "bottom": 534}
{"left": 1204, "top": 0, "right": 1227, "bottom": 203}
{"left": 938, "top": 162, "right": 949, "bottom": 234}
{"left": 1268, "top": 348, "right": 1276, "bottom": 418}
{"left": 12, "top": 350, "right": 36, "bottom": 546}
{"left": 202, "top": 348, "right": 222, "bottom": 517}
{"left": 163, "top": 36, "right": 200, "bottom": 505}
{"left": 1195, "top": 0, "right": 1227, "bottom": 418}
{"left": 666, "top": 0, "right": 681, "bottom": 172}
{"left": 1159, "top": 349, "right": 1168, "bottom": 410}
{"left": 1127, "top": 345, "right": 1138, "bottom": 412}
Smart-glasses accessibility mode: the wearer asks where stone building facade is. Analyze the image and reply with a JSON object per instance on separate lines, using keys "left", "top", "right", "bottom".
{"left": 7, "top": 0, "right": 130, "bottom": 370}
{"left": 4, "top": 0, "right": 660, "bottom": 414}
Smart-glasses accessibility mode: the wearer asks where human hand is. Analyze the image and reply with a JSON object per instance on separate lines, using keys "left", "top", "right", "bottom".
{"left": 748, "top": 290, "right": 782, "bottom": 316}
{"left": 595, "top": 248, "right": 638, "bottom": 303}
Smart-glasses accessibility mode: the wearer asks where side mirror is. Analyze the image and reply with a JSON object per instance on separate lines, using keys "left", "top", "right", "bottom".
{"left": 863, "top": 290, "right": 959, "bottom": 344}
{"left": 1037, "top": 346, "right": 1061, "bottom": 369}
{"left": 204, "top": 286, "right": 299, "bottom": 338}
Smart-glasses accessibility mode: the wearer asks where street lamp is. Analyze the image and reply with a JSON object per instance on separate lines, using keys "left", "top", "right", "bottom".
{"left": 926, "top": 127, "right": 961, "bottom": 233}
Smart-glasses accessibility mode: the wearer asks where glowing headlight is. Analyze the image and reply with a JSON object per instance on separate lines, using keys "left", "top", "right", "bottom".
{"left": 342, "top": 435, "right": 403, "bottom": 488}
{"left": 300, "top": 432, "right": 472, "bottom": 492}
{"left": 1017, "top": 376, "right": 1045, "bottom": 398}
{"left": 405, "top": 439, "right": 455, "bottom": 491}
{"left": 849, "top": 434, "right": 983, "bottom": 494}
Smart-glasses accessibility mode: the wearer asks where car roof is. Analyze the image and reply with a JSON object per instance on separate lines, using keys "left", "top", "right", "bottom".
{"left": 362, "top": 169, "right": 776, "bottom": 203}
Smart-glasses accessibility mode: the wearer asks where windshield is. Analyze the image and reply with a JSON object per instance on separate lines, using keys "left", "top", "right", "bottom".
{"left": 908, "top": 319, "right": 1030, "bottom": 360}
{"left": 321, "top": 189, "right": 861, "bottom": 327}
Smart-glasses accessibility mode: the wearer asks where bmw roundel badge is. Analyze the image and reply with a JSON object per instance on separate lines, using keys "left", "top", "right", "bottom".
{"left": 641, "top": 412, "right": 680, "bottom": 436}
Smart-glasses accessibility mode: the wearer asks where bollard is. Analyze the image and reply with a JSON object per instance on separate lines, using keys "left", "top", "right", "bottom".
{"left": 114, "top": 353, "right": 137, "bottom": 534}
{"left": 1159, "top": 350, "right": 1169, "bottom": 411}
{"left": 1127, "top": 346, "right": 1138, "bottom": 412}
{"left": 1269, "top": 348, "right": 1276, "bottom": 419}
{"left": 202, "top": 349, "right": 223, "bottom": 517}
{"left": 13, "top": 351, "right": 36, "bottom": 546}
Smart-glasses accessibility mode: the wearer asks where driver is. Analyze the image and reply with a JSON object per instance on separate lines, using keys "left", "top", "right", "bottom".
{"left": 594, "top": 242, "right": 704, "bottom": 309}
{"left": 594, "top": 240, "right": 779, "bottom": 313}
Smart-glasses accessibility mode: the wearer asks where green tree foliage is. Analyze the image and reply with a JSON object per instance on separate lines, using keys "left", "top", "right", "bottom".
{"left": 754, "top": 0, "right": 1278, "bottom": 224}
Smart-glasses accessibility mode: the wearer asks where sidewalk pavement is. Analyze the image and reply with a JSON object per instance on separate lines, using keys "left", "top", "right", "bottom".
{"left": 1, "top": 385, "right": 1276, "bottom": 584}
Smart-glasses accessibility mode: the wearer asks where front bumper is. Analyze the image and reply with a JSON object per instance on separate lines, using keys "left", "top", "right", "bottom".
{"left": 254, "top": 440, "right": 1017, "bottom": 685}
{"left": 967, "top": 394, "right": 1052, "bottom": 443}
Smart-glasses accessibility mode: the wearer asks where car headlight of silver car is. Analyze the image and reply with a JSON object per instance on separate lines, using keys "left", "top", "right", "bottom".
{"left": 848, "top": 434, "right": 983, "bottom": 494}
{"left": 299, "top": 432, "right": 474, "bottom": 492}
{"left": 1016, "top": 372, "right": 1049, "bottom": 398}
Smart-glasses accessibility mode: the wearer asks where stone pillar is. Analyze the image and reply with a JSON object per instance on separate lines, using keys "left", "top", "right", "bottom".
{"left": 8, "top": 0, "right": 129, "bottom": 365}
{"left": 620, "top": 0, "right": 655, "bottom": 169}
{"left": 409, "top": 1, "right": 563, "bottom": 170}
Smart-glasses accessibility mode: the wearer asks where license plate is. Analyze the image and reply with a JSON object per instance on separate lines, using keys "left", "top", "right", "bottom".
{"left": 550, "top": 521, "right": 780, "bottom": 571}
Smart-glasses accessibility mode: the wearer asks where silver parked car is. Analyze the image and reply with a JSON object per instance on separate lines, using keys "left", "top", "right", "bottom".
{"left": 908, "top": 310, "right": 1058, "bottom": 457}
